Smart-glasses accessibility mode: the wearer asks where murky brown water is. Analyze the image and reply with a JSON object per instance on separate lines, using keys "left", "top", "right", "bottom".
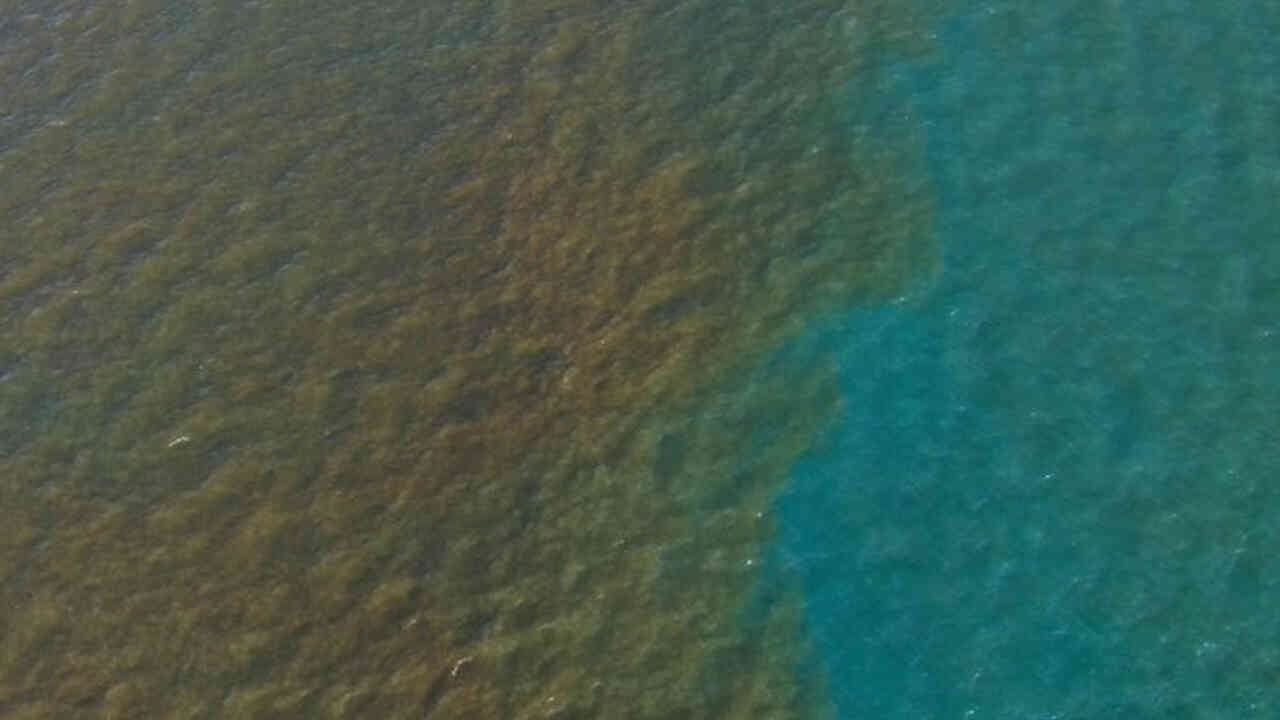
{"left": 0, "top": 1, "right": 935, "bottom": 716}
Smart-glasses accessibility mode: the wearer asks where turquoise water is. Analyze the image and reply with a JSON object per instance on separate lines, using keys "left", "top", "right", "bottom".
{"left": 774, "top": 2, "right": 1280, "bottom": 717}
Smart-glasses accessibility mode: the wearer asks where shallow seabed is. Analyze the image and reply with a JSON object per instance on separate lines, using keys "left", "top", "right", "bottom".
{"left": 0, "top": 1, "right": 937, "bottom": 718}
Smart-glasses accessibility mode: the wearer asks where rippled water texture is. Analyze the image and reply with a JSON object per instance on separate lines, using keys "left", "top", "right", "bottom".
{"left": 776, "top": 1, "right": 1280, "bottom": 717}
{"left": 0, "top": 1, "right": 937, "bottom": 717}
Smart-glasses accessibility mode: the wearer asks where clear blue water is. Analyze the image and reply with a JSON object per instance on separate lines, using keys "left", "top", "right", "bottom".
{"left": 772, "top": 2, "right": 1280, "bottom": 716}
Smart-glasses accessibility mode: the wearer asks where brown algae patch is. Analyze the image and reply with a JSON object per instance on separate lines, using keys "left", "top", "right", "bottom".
{"left": 0, "top": 0, "right": 937, "bottom": 717}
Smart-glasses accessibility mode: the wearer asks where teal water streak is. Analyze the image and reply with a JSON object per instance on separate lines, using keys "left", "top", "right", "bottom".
{"left": 773, "top": 2, "right": 1280, "bottom": 716}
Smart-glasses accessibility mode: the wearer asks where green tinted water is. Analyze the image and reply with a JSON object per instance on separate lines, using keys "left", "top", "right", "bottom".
{"left": 0, "top": 2, "right": 936, "bottom": 717}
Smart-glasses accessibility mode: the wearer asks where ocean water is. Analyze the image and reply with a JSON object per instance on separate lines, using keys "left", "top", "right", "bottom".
{"left": 1, "top": 1, "right": 933, "bottom": 716}
{"left": 8, "top": 0, "right": 1277, "bottom": 716}
{"left": 773, "top": 1, "right": 1280, "bottom": 717}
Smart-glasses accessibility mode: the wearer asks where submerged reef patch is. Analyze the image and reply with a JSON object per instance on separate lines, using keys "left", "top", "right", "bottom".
{"left": 0, "top": 0, "right": 935, "bottom": 717}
